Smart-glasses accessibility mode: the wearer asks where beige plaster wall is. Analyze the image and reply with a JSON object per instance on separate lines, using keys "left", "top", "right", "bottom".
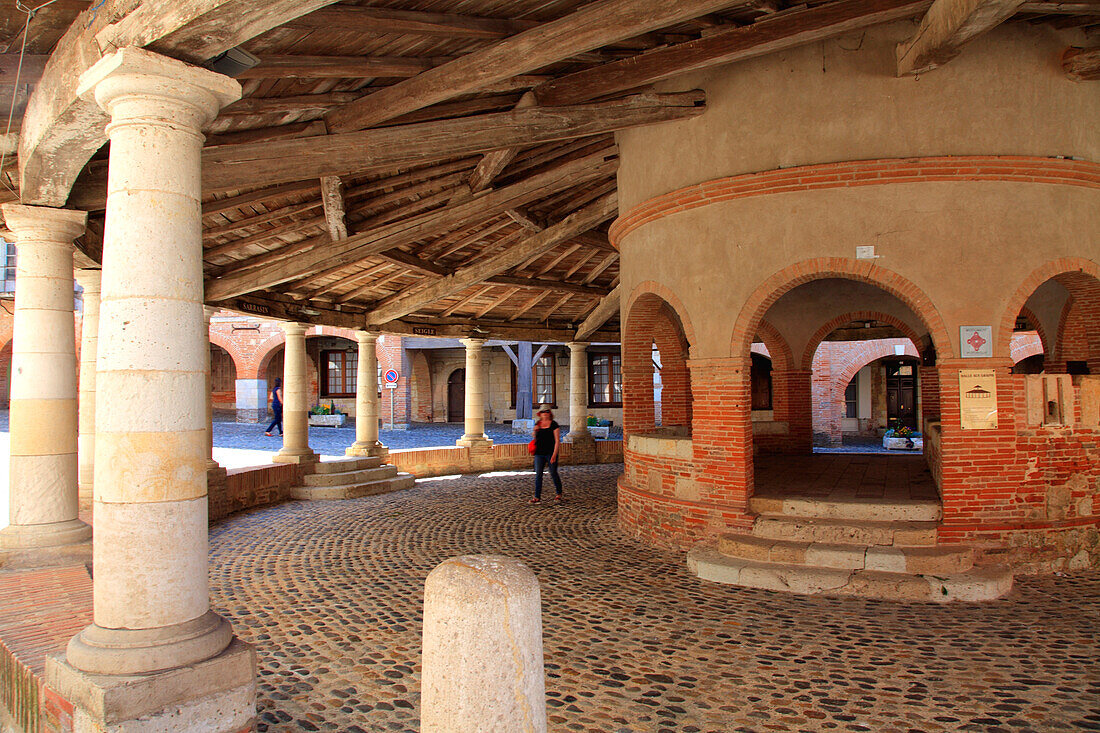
{"left": 616, "top": 22, "right": 1099, "bottom": 211}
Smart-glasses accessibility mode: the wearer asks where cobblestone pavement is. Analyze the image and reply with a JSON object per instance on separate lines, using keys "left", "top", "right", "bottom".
{"left": 213, "top": 415, "right": 621, "bottom": 456}
{"left": 209, "top": 464, "right": 1100, "bottom": 733}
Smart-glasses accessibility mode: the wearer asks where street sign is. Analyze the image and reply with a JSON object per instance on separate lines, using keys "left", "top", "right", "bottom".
{"left": 384, "top": 369, "right": 399, "bottom": 383}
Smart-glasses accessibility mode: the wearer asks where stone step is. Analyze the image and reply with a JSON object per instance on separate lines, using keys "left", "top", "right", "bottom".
{"left": 291, "top": 473, "right": 415, "bottom": 501}
{"left": 313, "top": 457, "right": 382, "bottom": 474}
{"left": 688, "top": 546, "right": 1013, "bottom": 603}
{"left": 752, "top": 516, "right": 938, "bottom": 546}
{"left": 303, "top": 465, "right": 398, "bottom": 487}
{"left": 748, "top": 495, "right": 942, "bottom": 523}
{"left": 717, "top": 534, "right": 974, "bottom": 575}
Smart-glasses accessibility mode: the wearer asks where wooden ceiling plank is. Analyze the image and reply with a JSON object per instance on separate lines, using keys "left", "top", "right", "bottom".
{"left": 322, "top": 0, "right": 753, "bottom": 132}
{"left": 234, "top": 55, "right": 444, "bottom": 80}
{"left": 204, "top": 120, "right": 328, "bottom": 147}
{"left": 440, "top": 285, "right": 494, "bottom": 317}
{"left": 507, "top": 291, "right": 552, "bottom": 321}
{"left": 204, "top": 199, "right": 323, "bottom": 238}
{"left": 563, "top": 250, "right": 600, "bottom": 280}
{"left": 485, "top": 274, "right": 610, "bottom": 297}
{"left": 283, "top": 6, "right": 539, "bottom": 39}
{"left": 303, "top": 262, "right": 389, "bottom": 300}
{"left": 534, "top": 0, "right": 934, "bottom": 106}
{"left": 467, "top": 92, "right": 538, "bottom": 192}
{"left": 536, "top": 243, "right": 583, "bottom": 276}
{"left": 582, "top": 252, "right": 619, "bottom": 284}
{"left": 204, "top": 180, "right": 321, "bottom": 218}
{"left": 220, "top": 92, "right": 360, "bottom": 116}
{"left": 897, "top": 0, "right": 1026, "bottom": 75}
{"left": 204, "top": 217, "right": 324, "bottom": 261}
{"left": 364, "top": 192, "right": 617, "bottom": 325}
{"left": 574, "top": 284, "right": 622, "bottom": 341}
{"left": 475, "top": 287, "right": 520, "bottom": 318}
{"left": 205, "top": 149, "right": 617, "bottom": 300}
{"left": 536, "top": 293, "right": 574, "bottom": 323}
{"left": 336, "top": 268, "right": 408, "bottom": 304}
{"left": 204, "top": 92, "right": 699, "bottom": 190}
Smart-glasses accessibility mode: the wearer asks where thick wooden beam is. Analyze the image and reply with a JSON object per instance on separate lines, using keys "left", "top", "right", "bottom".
{"left": 234, "top": 55, "right": 443, "bottom": 80}
{"left": 467, "top": 92, "right": 538, "bottom": 193}
{"left": 204, "top": 181, "right": 320, "bottom": 218}
{"left": 323, "top": 0, "right": 751, "bottom": 133}
{"left": 534, "top": 0, "right": 933, "bottom": 106}
{"left": 204, "top": 92, "right": 700, "bottom": 190}
{"left": 897, "top": 0, "right": 1026, "bottom": 75}
{"left": 204, "top": 121, "right": 328, "bottom": 147}
{"left": 364, "top": 193, "right": 617, "bottom": 326}
{"left": 485, "top": 275, "right": 611, "bottom": 297}
{"left": 320, "top": 176, "right": 348, "bottom": 241}
{"left": 205, "top": 150, "right": 617, "bottom": 300}
{"left": 1063, "top": 45, "right": 1100, "bottom": 80}
{"left": 574, "top": 284, "right": 621, "bottom": 341}
{"left": 220, "top": 93, "right": 360, "bottom": 116}
{"left": 204, "top": 200, "right": 323, "bottom": 239}
{"left": 283, "top": 7, "right": 538, "bottom": 39}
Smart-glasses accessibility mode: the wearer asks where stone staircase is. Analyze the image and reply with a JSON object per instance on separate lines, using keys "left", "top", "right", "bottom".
{"left": 688, "top": 494, "right": 1013, "bottom": 602}
{"left": 290, "top": 457, "right": 415, "bottom": 501}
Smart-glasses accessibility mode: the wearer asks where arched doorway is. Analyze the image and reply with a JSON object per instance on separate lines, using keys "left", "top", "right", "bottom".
{"left": 447, "top": 369, "right": 464, "bottom": 422}
{"left": 210, "top": 343, "right": 237, "bottom": 412}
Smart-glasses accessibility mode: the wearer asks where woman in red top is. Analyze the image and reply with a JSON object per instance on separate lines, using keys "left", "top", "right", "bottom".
{"left": 530, "top": 405, "right": 563, "bottom": 504}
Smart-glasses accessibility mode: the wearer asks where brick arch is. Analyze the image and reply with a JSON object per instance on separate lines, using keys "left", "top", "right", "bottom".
{"left": 997, "top": 257, "right": 1100, "bottom": 362}
{"left": 731, "top": 259, "right": 953, "bottom": 363}
{"left": 624, "top": 281, "right": 698, "bottom": 356}
{"left": 833, "top": 341, "right": 919, "bottom": 396}
{"left": 254, "top": 332, "right": 287, "bottom": 378}
{"left": 207, "top": 331, "right": 245, "bottom": 374}
{"left": 755, "top": 319, "right": 794, "bottom": 372}
{"left": 1017, "top": 305, "right": 1052, "bottom": 358}
{"left": 623, "top": 286, "right": 695, "bottom": 434}
{"left": 1051, "top": 271, "right": 1100, "bottom": 372}
{"left": 1010, "top": 333, "right": 1044, "bottom": 364}
{"left": 801, "top": 310, "right": 924, "bottom": 371}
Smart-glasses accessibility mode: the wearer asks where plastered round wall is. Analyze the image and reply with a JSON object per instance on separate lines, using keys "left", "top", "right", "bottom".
{"left": 614, "top": 22, "right": 1099, "bottom": 361}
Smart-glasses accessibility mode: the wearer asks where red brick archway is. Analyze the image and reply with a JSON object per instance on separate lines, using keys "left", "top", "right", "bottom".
{"left": 800, "top": 310, "right": 924, "bottom": 371}
{"left": 623, "top": 287, "right": 694, "bottom": 435}
{"left": 998, "top": 257, "right": 1100, "bottom": 363}
{"left": 731, "top": 259, "right": 953, "bottom": 363}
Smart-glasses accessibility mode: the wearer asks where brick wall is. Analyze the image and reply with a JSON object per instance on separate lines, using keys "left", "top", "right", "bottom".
{"left": 209, "top": 464, "right": 300, "bottom": 522}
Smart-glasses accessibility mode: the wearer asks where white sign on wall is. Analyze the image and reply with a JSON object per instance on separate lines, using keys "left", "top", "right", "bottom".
{"left": 960, "top": 326, "right": 993, "bottom": 358}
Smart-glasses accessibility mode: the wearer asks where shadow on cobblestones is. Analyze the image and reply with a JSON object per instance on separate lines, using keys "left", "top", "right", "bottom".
{"left": 208, "top": 464, "right": 1100, "bottom": 733}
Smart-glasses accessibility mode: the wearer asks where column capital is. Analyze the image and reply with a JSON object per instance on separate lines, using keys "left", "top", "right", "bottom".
{"left": 75, "top": 268, "right": 101, "bottom": 292}
{"left": 1, "top": 204, "right": 86, "bottom": 243}
{"left": 77, "top": 47, "right": 241, "bottom": 130}
{"left": 568, "top": 341, "right": 589, "bottom": 351}
{"left": 460, "top": 337, "right": 487, "bottom": 348}
{"left": 356, "top": 330, "right": 380, "bottom": 345}
{"left": 281, "top": 321, "right": 307, "bottom": 337}
{"left": 203, "top": 305, "right": 217, "bottom": 321}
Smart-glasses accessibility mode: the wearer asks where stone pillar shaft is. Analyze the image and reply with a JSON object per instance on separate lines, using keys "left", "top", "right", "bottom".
{"left": 348, "top": 331, "right": 383, "bottom": 456}
{"left": 457, "top": 338, "right": 492, "bottom": 448}
{"left": 204, "top": 306, "right": 219, "bottom": 470}
{"left": 0, "top": 204, "right": 90, "bottom": 552}
{"left": 76, "top": 269, "right": 101, "bottom": 510}
{"left": 568, "top": 342, "right": 591, "bottom": 438}
{"left": 67, "top": 47, "right": 241, "bottom": 677}
{"left": 274, "top": 322, "right": 316, "bottom": 464}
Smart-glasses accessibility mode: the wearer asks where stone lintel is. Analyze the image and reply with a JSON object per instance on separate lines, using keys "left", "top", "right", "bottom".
{"left": 46, "top": 637, "right": 256, "bottom": 727}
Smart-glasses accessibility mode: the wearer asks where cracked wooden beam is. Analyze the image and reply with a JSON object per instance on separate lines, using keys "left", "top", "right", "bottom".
{"left": 896, "top": 0, "right": 1026, "bottom": 75}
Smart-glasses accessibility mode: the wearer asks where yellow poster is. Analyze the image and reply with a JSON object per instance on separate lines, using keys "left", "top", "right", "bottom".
{"left": 959, "top": 369, "right": 998, "bottom": 430}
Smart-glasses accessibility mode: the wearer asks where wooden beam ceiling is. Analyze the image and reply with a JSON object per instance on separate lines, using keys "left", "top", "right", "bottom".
{"left": 203, "top": 91, "right": 702, "bottom": 190}
{"left": 322, "top": 0, "right": 754, "bottom": 133}
{"left": 896, "top": 0, "right": 1027, "bottom": 75}
{"left": 574, "top": 285, "right": 622, "bottom": 341}
{"left": 281, "top": 6, "right": 538, "bottom": 39}
{"left": 533, "top": 0, "right": 933, "bottom": 106}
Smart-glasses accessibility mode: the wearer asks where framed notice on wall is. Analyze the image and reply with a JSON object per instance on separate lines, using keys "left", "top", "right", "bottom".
{"left": 959, "top": 369, "right": 998, "bottom": 430}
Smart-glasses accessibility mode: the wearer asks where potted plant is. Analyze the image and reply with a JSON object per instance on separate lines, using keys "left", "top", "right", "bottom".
{"left": 308, "top": 402, "right": 347, "bottom": 427}
{"left": 883, "top": 425, "right": 923, "bottom": 451}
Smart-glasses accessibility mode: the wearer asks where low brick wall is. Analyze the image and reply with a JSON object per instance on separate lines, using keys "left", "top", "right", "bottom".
{"left": 209, "top": 463, "right": 300, "bottom": 522}
{"left": 390, "top": 440, "right": 624, "bottom": 479}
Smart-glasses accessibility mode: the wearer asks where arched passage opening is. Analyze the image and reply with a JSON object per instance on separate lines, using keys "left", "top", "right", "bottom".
{"left": 622, "top": 292, "right": 693, "bottom": 437}
{"left": 447, "top": 368, "right": 465, "bottom": 423}
{"left": 210, "top": 343, "right": 237, "bottom": 413}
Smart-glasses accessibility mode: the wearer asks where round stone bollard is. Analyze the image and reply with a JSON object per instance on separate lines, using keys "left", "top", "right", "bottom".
{"left": 421, "top": 555, "right": 547, "bottom": 733}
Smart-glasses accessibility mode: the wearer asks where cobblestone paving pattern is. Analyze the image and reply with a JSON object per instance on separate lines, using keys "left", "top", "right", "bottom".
{"left": 209, "top": 464, "right": 1100, "bottom": 733}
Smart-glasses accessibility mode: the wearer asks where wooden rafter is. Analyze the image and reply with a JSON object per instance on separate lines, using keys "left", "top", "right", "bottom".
{"left": 575, "top": 285, "right": 621, "bottom": 341}
{"left": 320, "top": 176, "right": 348, "bottom": 241}
{"left": 282, "top": 6, "right": 539, "bottom": 39}
{"left": 475, "top": 287, "right": 520, "bottom": 318}
{"left": 508, "top": 291, "right": 552, "bottom": 321}
{"left": 441, "top": 285, "right": 494, "bottom": 317}
{"left": 322, "top": 0, "right": 752, "bottom": 133}
{"left": 896, "top": 0, "right": 1026, "bottom": 75}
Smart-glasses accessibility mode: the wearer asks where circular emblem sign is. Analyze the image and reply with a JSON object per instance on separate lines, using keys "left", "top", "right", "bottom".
{"left": 384, "top": 369, "right": 399, "bottom": 384}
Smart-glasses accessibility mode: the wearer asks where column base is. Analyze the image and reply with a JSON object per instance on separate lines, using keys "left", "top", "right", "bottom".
{"left": 0, "top": 517, "right": 92, "bottom": 548}
{"left": 66, "top": 610, "right": 233, "bottom": 677}
{"left": 456, "top": 434, "right": 493, "bottom": 449}
{"left": 272, "top": 448, "right": 318, "bottom": 466}
{"left": 0, "top": 537, "right": 92, "bottom": 572}
{"left": 346, "top": 441, "right": 388, "bottom": 458}
{"left": 235, "top": 408, "right": 266, "bottom": 423}
{"left": 46, "top": 637, "right": 256, "bottom": 733}
{"left": 564, "top": 431, "right": 597, "bottom": 463}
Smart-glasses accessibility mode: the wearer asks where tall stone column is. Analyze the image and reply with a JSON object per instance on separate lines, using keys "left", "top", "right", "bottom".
{"left": 75, "top": 268, "right": 100, "bottom": 513}
{"left": 565, "top": 342, "right": 595, "bottom": 463}
{"left": 348, "top": 330, "right": 385, "bottom": 457}
{"left": 274, "top": 321, "right": 317, "bottom": 465}
{"left": 51, "top": 50, "right": 254, "bottom": 730}
{"left": 204, "top": 306, "right": 220, "bottom": 471}
{"left": 0, "top": 205, "right": 91, "bottom": 565}
{"left": 456, "top": 337, "right": 493, "bottom": 449}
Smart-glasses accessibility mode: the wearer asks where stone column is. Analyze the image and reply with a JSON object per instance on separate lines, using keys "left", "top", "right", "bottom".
{"left": 0, "top": 205, "right": 91, "bottom": 565}
{"left": 274, "top": 321, "right": 317, "bottom": 465}
{"left": 61, "top": 48, "right": 248, "bottom": 687}
{"left": 421, "top": 555, "right": 546, "bottom": 733}
{"left": 565, "top": 342, "right": 595, "bottom": 463}
{"left": 456, "top": 337, "right": 492, "bottom": 449}
{"left": 75, "top": 269, "right": 100, "bottom": 513}
{"left": 347, "top": 330, "right": 385, "bottom": 457}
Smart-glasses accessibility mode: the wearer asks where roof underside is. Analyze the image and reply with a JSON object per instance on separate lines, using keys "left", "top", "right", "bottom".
{"left": 1, "top": 0, "right": 1098, "bottom": 339}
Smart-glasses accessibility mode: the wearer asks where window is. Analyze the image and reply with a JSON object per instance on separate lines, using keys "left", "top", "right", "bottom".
{"left": 588, "top": 352, "right": 622, "bottom": 407}
{"left": 750, "top": 353, "right": 772, "bottom": 410}
{"left": 1, "top": 239, "right": 15, "bottom": 294}
{"left": 844, "top": 379, "right": 858, "bottom": 418}
{"left": 321, "top": 349, "right": 357, "bottom": 397}
{"left": 510, "top": 354, "right": 556, "bottom": 407}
